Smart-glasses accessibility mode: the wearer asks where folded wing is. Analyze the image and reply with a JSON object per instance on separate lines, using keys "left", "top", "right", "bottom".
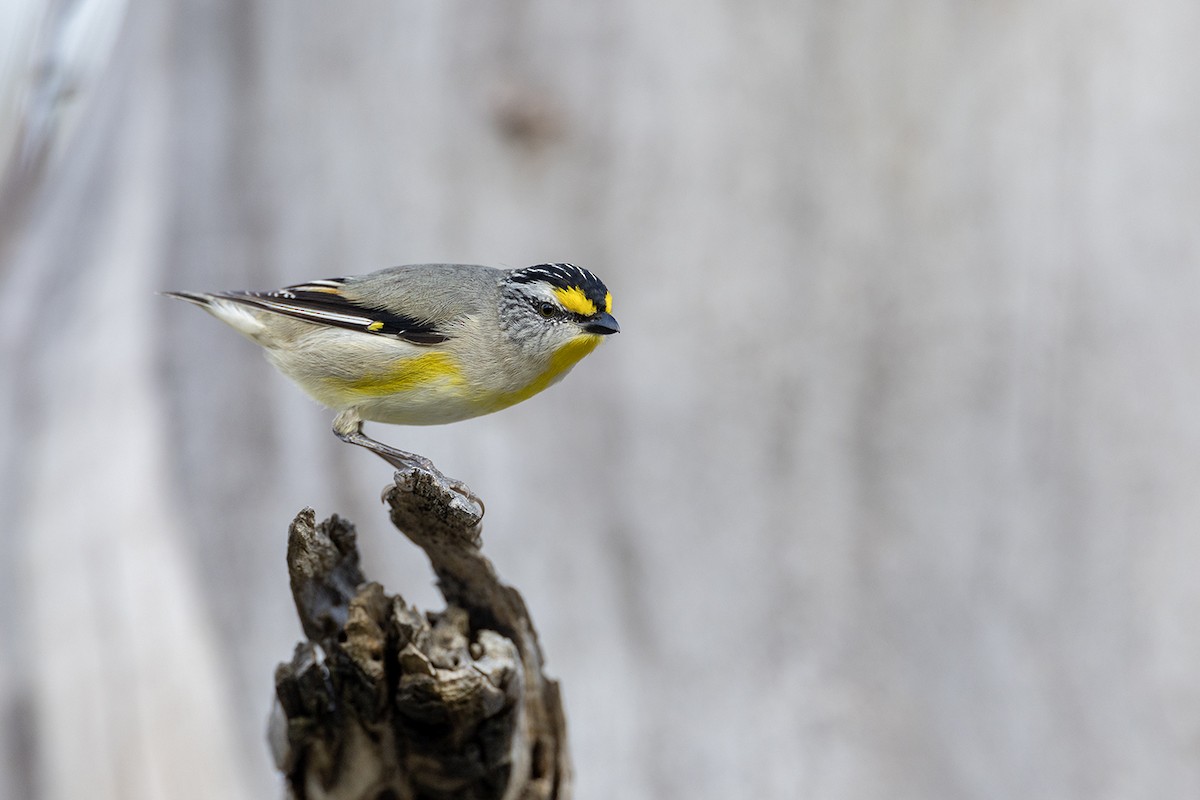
{"left": 217, "top": 279, "right": 450, "bottom": 345}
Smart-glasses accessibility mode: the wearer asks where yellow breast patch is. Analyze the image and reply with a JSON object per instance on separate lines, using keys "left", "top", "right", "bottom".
{"left": 332, "top": 351, "right": 465, "bottom": 397}
{"left": 485, "top": 333, "right": 602, "bottom": 412}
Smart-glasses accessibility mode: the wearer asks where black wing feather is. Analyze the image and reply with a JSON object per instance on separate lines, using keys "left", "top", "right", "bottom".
{"left": 223, "top": 282, "right": 450, "bottom": 345}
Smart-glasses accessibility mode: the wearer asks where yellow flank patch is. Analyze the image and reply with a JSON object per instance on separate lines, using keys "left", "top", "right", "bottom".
{"left": 367, "top": 320, "right": 384, "bottom": 331}
{"left": 333, "top": 351, "right": 464, "bottom": 397}
{"left": 604, "top": 292, "right": 612, "bottom": 313}
{"left": 486, "top": 334, "right": 602, "bottom": 412}
{"left": 553, "top": 285, "right": 597, "bottom": 316}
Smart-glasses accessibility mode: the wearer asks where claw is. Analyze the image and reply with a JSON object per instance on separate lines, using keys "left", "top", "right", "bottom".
{"left": 445, "top": 480, "right": 485, "bottom": 520}
{"left": 337, "top": 415, "right": 485, "bottom": 521}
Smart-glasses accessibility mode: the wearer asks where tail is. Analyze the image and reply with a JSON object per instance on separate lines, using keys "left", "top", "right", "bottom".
{"left": 161, "top": 290, "right": 268, "bottom": 339}
{"left": 160, "top": 290, "right": 215, "bottom": 308}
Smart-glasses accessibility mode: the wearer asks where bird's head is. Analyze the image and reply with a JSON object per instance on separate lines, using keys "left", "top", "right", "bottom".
{"left": 499, "top": 263, "right": 620, "bottom": 359}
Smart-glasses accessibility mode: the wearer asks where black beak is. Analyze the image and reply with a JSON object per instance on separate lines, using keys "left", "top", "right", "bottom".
{"left": 583, "top": 311, "right": 621, "bottom": 335}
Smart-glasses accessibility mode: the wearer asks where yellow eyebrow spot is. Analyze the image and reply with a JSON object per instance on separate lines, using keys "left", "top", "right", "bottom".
{"left": 331, "top": 351, "right": 464, "bottom": 397}
{"left": 553, "top": 285, "right": 597, "bottom": 316}
{"left": 604, "top": 292, "right": 612, "bottom": 313}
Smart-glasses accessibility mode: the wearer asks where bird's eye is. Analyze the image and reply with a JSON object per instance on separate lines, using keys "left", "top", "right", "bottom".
{"left": 537, "top": 302, "right": 558, "bottom": 319}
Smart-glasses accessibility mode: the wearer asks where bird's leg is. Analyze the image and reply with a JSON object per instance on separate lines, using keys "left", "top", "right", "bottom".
{"left": 332, "top": 411, "right": 485, "bottom": 519}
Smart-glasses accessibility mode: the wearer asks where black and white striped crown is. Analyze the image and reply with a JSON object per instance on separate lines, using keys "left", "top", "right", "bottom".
{"left": 508, "top": 263, "right": 608, "bottom": 307}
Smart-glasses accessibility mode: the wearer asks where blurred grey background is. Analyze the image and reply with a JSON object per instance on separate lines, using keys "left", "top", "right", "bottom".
{"left": 3, "top": 1, "right": 1200, "bottom": 798}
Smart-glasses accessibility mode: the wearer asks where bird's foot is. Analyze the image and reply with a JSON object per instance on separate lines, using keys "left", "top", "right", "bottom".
{"left": 381, "top": 454, "right": 485, "bottom": 522}
{"left": 334, "top": 419, "right": 485, "bottom": 521}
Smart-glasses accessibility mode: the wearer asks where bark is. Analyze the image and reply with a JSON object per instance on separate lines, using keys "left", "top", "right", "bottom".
{"left": 270, "top": 468, "right": 570, "bottom": 800}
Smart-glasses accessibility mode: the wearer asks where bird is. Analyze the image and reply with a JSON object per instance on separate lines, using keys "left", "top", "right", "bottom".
{"left": 165, "top": 262, "right": 620, "bottom": 515}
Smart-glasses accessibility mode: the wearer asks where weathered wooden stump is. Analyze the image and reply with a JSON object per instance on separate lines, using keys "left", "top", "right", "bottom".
{"left": 269, "top": 468, "right": 570, "bottom": 800}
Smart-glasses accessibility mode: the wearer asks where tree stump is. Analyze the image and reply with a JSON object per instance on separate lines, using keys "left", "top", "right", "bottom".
{"left": 269, "top": 468, "right": 571, "bottom": 800}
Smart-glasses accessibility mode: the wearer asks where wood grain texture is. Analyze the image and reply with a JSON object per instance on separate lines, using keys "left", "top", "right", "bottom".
{"left": 274, "top": 468, "right": 568, "bottom": 800}
{"left": 3, "top": 0, "right": 1200, "bottom": 799}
